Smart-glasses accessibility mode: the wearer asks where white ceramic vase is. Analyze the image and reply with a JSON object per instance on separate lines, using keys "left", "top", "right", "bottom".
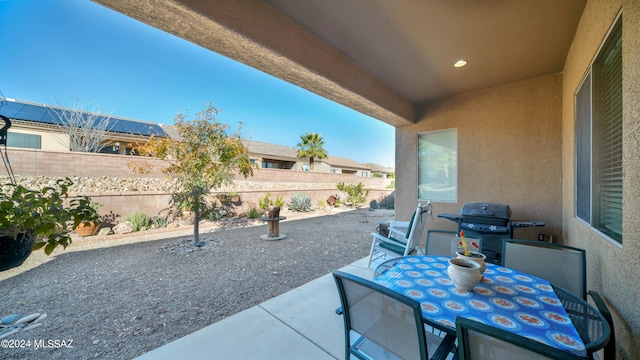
{"left": 456, "top": 251, "right": 487, "bottom": 273}
{"left": 448, "top": 258, "right": 482, "bottom": 291}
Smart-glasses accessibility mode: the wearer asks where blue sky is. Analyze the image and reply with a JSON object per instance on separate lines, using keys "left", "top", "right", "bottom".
{"left": 0, "top": 0, "right": 395, "bottom": 168}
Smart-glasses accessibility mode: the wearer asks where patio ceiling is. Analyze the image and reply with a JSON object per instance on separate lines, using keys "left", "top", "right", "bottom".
{"left": 94, "top": 0, "right": 586, "bottom": 127}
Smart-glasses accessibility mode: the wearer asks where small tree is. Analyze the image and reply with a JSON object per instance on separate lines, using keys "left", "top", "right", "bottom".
{"left": 296, "top": 132, "right": 328, "bottom": 171}
{"left": 49, "top": 99, "right": 114, "bottom": 152}
{"left": 336, "top": 182, "right": 370, "bottom": 209}
{"left": 132, "top": 103, "right": 253, "bottom": 245}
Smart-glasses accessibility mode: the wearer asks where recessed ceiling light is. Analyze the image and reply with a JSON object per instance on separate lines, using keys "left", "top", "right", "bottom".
{"left": 454, "top": 59, "right": 467, "bottom": 68}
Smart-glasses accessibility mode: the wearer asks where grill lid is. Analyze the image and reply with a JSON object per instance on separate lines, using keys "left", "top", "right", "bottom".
{"left": 460, "top": 202, "right": 511, "bottom": 219}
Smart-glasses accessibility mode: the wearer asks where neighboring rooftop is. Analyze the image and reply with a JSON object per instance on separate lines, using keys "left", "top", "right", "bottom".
{"left": 245, "top": 139, "right": 298, "bottom": 161}
{"left": 245, "top": 139, "right": 379, "bottom": 171}
{"left": 0, "top": 98, "right": 167, "bottom": 137}
{"left": 365, "top": 163, "right": 395, "bottom": 174}
{"left": 324, "top": 155, "right": 370, "bottom": 170}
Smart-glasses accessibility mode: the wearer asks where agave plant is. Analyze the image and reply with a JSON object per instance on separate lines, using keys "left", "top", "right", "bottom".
{"left": 288, "top": 193, "right": 312, "bottom": 212}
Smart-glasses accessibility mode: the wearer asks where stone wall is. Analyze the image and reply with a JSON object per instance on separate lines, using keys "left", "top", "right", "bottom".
{"left": 1, "top": 148, "right": 394, "bottom": 220}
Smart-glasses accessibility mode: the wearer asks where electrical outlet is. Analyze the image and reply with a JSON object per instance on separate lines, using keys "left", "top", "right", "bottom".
{"left": 537, "top": 233, "right": 553, "bottom": 243}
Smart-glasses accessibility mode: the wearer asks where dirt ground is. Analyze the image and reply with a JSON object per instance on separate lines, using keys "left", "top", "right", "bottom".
{"left": 0, "top": 208, "right": 393, "bottom": 359}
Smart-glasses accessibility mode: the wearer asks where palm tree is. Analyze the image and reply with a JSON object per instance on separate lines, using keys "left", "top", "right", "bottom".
{"left": 296, "top": 132, "right": 328, "bottom": 171}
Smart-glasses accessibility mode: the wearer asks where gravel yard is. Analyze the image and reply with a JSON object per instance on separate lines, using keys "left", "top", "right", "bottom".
{"left": 0, "top": 208, "right": 393, "bottom": 359}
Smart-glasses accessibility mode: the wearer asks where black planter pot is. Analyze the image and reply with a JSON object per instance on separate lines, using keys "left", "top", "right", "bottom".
{"left": 0, "top": 231, "right": 37, "bottom": 271}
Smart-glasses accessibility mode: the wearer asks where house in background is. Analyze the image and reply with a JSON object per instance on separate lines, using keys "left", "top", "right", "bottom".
{"left": 0, "top": 98, "right": 167, "bottom": 154}
{"left": 0, "top": 100, "right": 386, "bottom": 176}
{"left": 245, "top": 139, "right": 381, "bottom": 176}
{"left": 93, "top": 0, "right": 640, "bottom": 356}
{"left": 365, "top": 163, "right": 394, "bottom": 178}
{"left": 320, "top": 155, "right": 371, "bottom": 177}
{"left": 244, "top": 139, "right": 300, "bottom": 170}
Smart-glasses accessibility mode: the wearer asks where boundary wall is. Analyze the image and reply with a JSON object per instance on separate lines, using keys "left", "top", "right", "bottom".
{"left": 3, "top": 148, "right": 394, "bottom": 219}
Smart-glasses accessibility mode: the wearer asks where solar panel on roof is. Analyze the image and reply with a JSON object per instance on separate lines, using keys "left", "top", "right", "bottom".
{"left": 0, "top": 100, "right": 167, "bottom": 137}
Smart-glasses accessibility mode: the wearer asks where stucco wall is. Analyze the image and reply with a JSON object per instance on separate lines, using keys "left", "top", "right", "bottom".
{"left": 562, "top": 0, "right": 638, "bottom": 357}
{"left": 396, "top": 74, "right": 563, "bottom": 242}
{"left": 8, "top": 126, "right": 69, "bottom": 151}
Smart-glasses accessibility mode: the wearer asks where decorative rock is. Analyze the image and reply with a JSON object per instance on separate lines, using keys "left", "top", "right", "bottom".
{"left": 23, "top": 322, "right": 43, "bottom": 331}
{"left": 0, "top": 313, "right": 47, "bottom": 340}
{"left": 1, "top": 314, "right": 20, "bottom": 324}
{"left": 327, "top": 195, "right": 339, "bottom": 207}
{"left": 178, "top": 211, "right": 195, "bottom": 226}
{"left": 15, "top": 313, "right": 40, "bottom": 324}
{"left": 113, "top": 221, "right": 134, "bottom": 234}
{"left": 97, "top": 227, "right": 112, "bottom": 236}
{"left": 0, "top": 329, "right": 20, "bottom": 340}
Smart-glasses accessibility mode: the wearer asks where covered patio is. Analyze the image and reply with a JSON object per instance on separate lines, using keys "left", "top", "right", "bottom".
{"left": 134, "top": 257, "right": 375, "bottom": 360}
{"left": 95, "top": 1, "right": 639, "bottom": 357}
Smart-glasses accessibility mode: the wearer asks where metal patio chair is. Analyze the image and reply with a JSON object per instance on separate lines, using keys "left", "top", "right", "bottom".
{"left": 502, "top": 239, "right": 587, "bottom": 300}
{"left": 425, "top": 230, "right": 482, "bottom": 257}
{"left": 333, "top": 270, "right": 456, "bottom": 360}
{"left": 502, "top": 239, "right": 616, "bottom": 359}
{"left": 455, "top": 316, "right": 583, "bottom": 360}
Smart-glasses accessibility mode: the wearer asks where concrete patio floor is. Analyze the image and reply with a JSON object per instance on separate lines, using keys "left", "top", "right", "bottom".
{"left": 135, "top": 257, "right": 378, "bottom": 360}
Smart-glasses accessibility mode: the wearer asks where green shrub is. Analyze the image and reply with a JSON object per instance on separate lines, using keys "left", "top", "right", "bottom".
{"left": 386, "top": 179, "right": 395, "bottom": 189}
{"left": 150, "top": 216, "right": 167, "bottom": 228}
{"left": 259, "top": 193, "right": 285, "bottom": 209}
{"left": 274, "top": 195, "right": 284, "bottom": 208}
{"left": 258, "top": 193, "right": 272, "bottom": 211}
{"left": 379, "top": 193, "right": 395, "bottom": 209}
{"left": 245, "top": 207, "right": 263, "bottom": 219}
{"left": 288, "top": 193, "right": 312, "bottom": 212}
{"left": 215, "top": 194, "right": 235, "bottom": 218}
{"left": 369, "top": 199, "right": 379, "bottom": 209}
{"left": 336, "top": 182, "right": 370, "bottom": 208}
{"left": 202, "top": 202, "right": 225, "bottom": 221}
{"left": 126, "top": 212, "right": 152, "bottom": 232}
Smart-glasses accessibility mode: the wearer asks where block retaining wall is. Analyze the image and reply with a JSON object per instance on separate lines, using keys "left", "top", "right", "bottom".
{"left": 2, "top": 148, "right": 394, "bottom": 220}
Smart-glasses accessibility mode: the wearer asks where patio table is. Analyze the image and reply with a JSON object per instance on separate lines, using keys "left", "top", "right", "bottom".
{"left": 374, "top": 256, "right": 610, "bottom": 358}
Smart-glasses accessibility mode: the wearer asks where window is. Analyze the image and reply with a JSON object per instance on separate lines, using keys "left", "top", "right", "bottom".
{"left": 99, "top": 145, "right": 120, "bottom": 154}
{"left": 6, "top": 132, "right": 41, "bottom": 149}
{"left": 124, "top": 147, "right": 139, "bottom": 156}
{"left": 575, "top": 16, "right": 622, "bottom": 244}
{"left": 418, "top": 129, "right": 457, "bottom": 203}
{"left": 262, "top": 159, "right": 294, "bottom": 169}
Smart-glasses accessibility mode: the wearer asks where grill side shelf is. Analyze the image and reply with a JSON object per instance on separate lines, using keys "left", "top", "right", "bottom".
{"left": 510, "top": 221, "right": 545, "bottom": 228}
{"left": 437, "top": 213, "right": 460, "bottom": 222}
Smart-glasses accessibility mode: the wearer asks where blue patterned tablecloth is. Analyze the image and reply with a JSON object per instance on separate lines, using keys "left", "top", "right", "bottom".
{"left": 374, "top": 256, "right": 586, "bottom": 357}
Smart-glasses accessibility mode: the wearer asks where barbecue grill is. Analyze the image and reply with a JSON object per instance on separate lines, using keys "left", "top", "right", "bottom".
{"left": 438, "top": 202, "right": 544, "bottom": 264}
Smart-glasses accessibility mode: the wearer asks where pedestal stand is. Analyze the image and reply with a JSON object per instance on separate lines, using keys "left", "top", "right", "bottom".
{"left": 260, "top": 216, "right": 287, "bottom": 240}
